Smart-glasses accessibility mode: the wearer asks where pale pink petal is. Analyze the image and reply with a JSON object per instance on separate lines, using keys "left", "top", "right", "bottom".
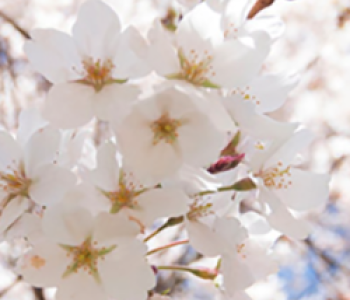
{"left": 24, "top": 29, "right": 80, "bottom": 84}
{"left": 23, "top": 126, "right": 60, "bottom": 177}
{"left": 29, "top": 164, "right": 76, "bottom": 206}
{"left": 43, "top": 83, "right": 95, "bottom": 129}
{"left": 43, "top": 205, "right": 93, "bottom": 246}
{"left": 17, "top": 108, "right": 48, "bottom": 146}
{"left": 56, "top": 270, "right": 107, "bottom": 300}
{"left": 185, "top": 218, "right": 225, "bottom": 256}
{"left": 221, "top": 254, "right": 255, "bottom": 293}
{"left": 131, "top": 187, "right": 189, "bottom": 227}
{"left": 264, "top": 129, "right": 314, "bottom": 170}
{"left": 73, "top": 0, "right": 121, "bottom": 60}
{"left": 99, "top": 256, "right": 155, "bottom": 300}
{"left": 93, "top": 212, "right": 140, "bottom": 247}
{"left": 93, "top": 84, "right": 139, "bottom": 123}
{"left": 19, "top": 242, "right": 69, "bottom": 287}
{"left": 147, "top": 23, "right": 180, "bottom": 76}
{"left": 91, "top": 142, "right": 119, "bottom": 192}
{"left": 0, "top": 132, "right": 22, "bottom": 171}
{"left": 274, "top": 168, "right": 330, "bottom": 211}
{"left": 249, "top": 74, "right": 298, "bottom": 114}
{"left": 177, "top": 111, "right": 225, "bottom": 167}
{"left": 0, "top": 197, "right": 30, "bottom": 235}
{"left": 211, "top": 36, "right": 269, "bottom": 88}
{"left": 259, "top": 187, "right": 310, "bottom": 239}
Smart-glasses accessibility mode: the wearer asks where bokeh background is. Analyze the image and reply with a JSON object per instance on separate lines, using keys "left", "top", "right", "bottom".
{"left": 0, "top": 0, "right": 348, "bottom": 299}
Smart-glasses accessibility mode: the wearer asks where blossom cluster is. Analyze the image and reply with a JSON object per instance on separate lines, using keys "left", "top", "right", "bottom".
{"left": 0, "top": 0, "right": 330, "bottom": 300}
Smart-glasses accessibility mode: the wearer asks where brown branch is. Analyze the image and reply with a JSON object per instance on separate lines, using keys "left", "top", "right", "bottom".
{"left": 248, "top": 0, "right": 275, "bottom": 19}
{"left": 0, "top": 276, "right": 22, "bottom": 298}
{"left": 33, "top": 287, "right": 46, "bottom": 300}
{"left": 0, "top": 10, "right": 30, "bottom": 39}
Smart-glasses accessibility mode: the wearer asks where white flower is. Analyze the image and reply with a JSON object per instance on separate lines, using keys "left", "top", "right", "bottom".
{"left": 186, "top": 216, "right": 277, "bottom": 292}
{"left": 18, "top": 204, "right": 155, "bottom": 300}
{"left": 116, "top": 86, "right": 226, "bottom": 183}
{"left": 251, "top": 130, "right": 330, "bottom": 239}
{"left": 25, "top": 0, "right": 147, "bottom": 128}
{"left": 0, "top": 125, "right": 76, "bottom": 236}
{"left": 89, "top": 142, "right": 189, "bottom": 231}
{"left": 148, "top": 2, "right": 271, "bottom": 88}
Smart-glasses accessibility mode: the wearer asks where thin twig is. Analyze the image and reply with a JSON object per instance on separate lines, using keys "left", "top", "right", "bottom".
{"left": 0, "top": 275, "right": 22, "bottom": 297}
{"left": 248, "top": 0, "right": 275, "bottom": 19}
{"left": 0, "top": 10, "right": 30, "bottom": 39}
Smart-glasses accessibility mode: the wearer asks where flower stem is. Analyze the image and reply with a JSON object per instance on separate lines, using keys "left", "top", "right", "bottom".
{"left": 143, "top": 216, "right": 184, "bottom": 242}
{"left": 147, "top": 240, "right": 189, "bottom": 256}
{"left": 156, "top": 265, "right": 218, "bottom": 280}
{"left": 196, "top": 178, "right": 257, "bottom": 196}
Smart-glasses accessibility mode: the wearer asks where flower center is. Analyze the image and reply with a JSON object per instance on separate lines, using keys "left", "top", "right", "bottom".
{"left": 258, "top": 162, "right": 292, "bottom": 190}
{"left": 77, "top": 58, "right": 117, "bottom": 92}
{"left": 62, "top": 237, "right": 116, "bottom": 280}
{"left": 151, "top": 113, "right": 182, "bottom": 145}
{"left": 104, "top": 171, "right": 145, "bottom": 214}
{"left": 0, "top": 163, "right": 31, "bottom": 198}
{"left": 178, "top": 48, "right": 215, "bottom": 86}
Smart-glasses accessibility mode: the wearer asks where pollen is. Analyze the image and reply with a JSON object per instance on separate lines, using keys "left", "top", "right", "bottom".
{"left": 0, "top": 162, "right": 31, "bottom": 197}
{"left": 259, "top": 162, "right": 292, "bottom": 190}
{"left": 150, "top": 113, "right": 182, "bottom": 145}
{"left": 30, "top": 255, "right": 46, "bottom": 269}
{"left": 177, "top": 48, "right": 215, "bottom": 86}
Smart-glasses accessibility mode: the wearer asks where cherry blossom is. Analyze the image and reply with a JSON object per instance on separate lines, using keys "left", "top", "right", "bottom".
{"left": 116, "top": 86, "right": 226, "bottom": 183}
{"left": 19, "top": 204, "right": 155, "bottom": 300}
{"left": 25, "top": 0, "right": 147, "bottom": 128}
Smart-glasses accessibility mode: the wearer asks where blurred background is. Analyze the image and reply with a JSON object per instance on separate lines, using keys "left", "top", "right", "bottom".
{"left": 0, "top": 0, "right": 348, "bottom": 299}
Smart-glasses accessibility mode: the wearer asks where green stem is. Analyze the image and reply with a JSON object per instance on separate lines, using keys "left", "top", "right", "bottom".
{"left": 147, "top": 240, "right": 189, "bottom": 256}
{"left": 143, "top": 216, "right": 184, "bottom": 242}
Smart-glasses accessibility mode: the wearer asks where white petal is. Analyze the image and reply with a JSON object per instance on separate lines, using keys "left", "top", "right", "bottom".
{"left": 131, "top": 187, "right": 189, "bottom": 227}
{"left": 93, "top": 84, "right": 139, "bottom": 123}
{"left": 0, "top": 132, "right": 22, "bottom": 171}
{"left": 178, "top": 111, "right": 225, "bottom": 167}
{"left": 17, "top": 108, "right": 48, "bottom": 146}
{"left": 23, "top": 126, "right": 60, "bottom": 177}
{"left": 0, "top": 197, "right": 29, "bottom": 235}
{"left": 185, "top": 218, "right": 225, "bottom": 256}
{"left": 116, "top": 26, "right": 151, "bottom": 78}
{"left": 274, "top": 168, "right": 330, "bottom": 211}
{"left": 56, "top": 270, "right": 106, "bottom": 300}
{"left": 147, "top": 23, "right": 180, "bottom": 76}
{"left": 264, "top": 129, "right": 314, "bottom": 170}
{"left": 73, "top": 0, "right": 121, "bottom": 60}
{"left": 43, "top": 83, "right": 95, "bottom": 129}
{"left": 93, "top": 212, "right": 140, "bottom": 247}
{"left": 19, "top": 241, "right": 69, "bottom": 287}
{"left": 211, "top": 37, "right": 269, "bottom": 88}
{"left": 259, "top": 187, "right": 310, "bottom": 239}
{"left": 221, "top": 254, "right": 255, "bottom": 292}
{"left": 57, "top": 130, "right": 87, "bottom": 169}
{"left": 24, "top": 29, "right": 80, "bottom": 84}
{"left": 43, "top": 204, "right": 93, "bottom": 246}
{"left": 100, "top": 256, "right": 155, "bottom": 300}
{"left": 250, "top": 74, "right": 298, "bottom": 114}
{"left": 29, "top": 164, "right": 76, "bottom": 206}
{"left": 91, "top": 142, "right": 119, "bottom": 191}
